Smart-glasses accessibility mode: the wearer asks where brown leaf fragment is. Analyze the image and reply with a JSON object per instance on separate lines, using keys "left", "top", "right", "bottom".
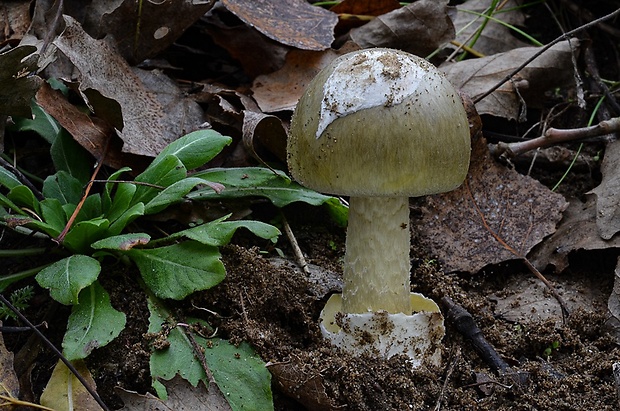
{"left": 441, "top": 40, "right": 577, "bottom": 120}
{"left": 242, "top": 110, "right": 288, "bottom": 163}
{"left": 267, "top": 360, "right": 337, "bottom": 411}
{"left": 82, "top": 0, "right": 215, "bottom": 64}
{"left": 0, "top": 45, "right": 42, "bottom": 117}
{"left": 221, "top": 0, "right": 337, "bottom": 51}
{"left": 417, "top": 136, "right": 568, "bottom": 274}
{"left": 589, "top": 139, "right": 620, "bottom": 240}
{"left": 251, "top": 44, "right": 359, "bottom": 113}
{"left": 54, "top": 16, "right": 205, "bottom": 157}
{"left": 329, "top": 0, "right": 401, "bottom": 33}
{"left": 348, "top": 0, "right": 456, "bottom": 57}
{"left": 0, "top": 1, "right": 31, "bottom": 45}
{"left": 607, "top": 257, "right": 620, "bottom": 344}
{"left": 0, "top": 323, "right": 20, "bottom": 401}
{"left": 528, "top": 199, "right": 620, "bottom": 273}
{"left": 40, "top": 359, "right": 103, "bottom": 411}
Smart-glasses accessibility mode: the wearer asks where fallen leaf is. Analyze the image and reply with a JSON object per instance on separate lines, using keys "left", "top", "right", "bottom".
{"left": 54, "top": 16, "right": 205, "bottom": 157}
{"left": 267, "top": 360, "right": 336, "bottom": 411}
{"left": 452, "top": 0, "right": 531, "bottom": 56}
{"left": 589, "top": 139, "right": 620, "bottom": 240}
{"left": 607, "top": 257, "right": 620, "bottom": 344}
{"left": 221, "top": 0, "right": 337, "bottom": 51}
{"left": 117, "top": 375, "right": 232, "bottom": 411}
{"left": 0, "top": 1, "right": 31, "bottom": 44}
{"left": 528, "top": 199, "right": 620, "bottom": 273}
{"left": 329, "top": 0, "right": 401, "bottom": 33}
{"left": 242, "top": 110, "right": 288, "bottom": 162}
{"left": 40, "top": 359, "right": 103, "bottom": 411}
{"left": 442, "top": 40, "right": 578, "bottom": 120}
{"left": 417, "top": 136, "right": 568, "bottom": 273}
{"left": 0, "top": 45, "right": 42, "bottom": 117}
{"left": 347, "top": 0, "right": 455, "bottom": 56}
{"left": 0, "top": 324, "right": 20, "bottom": 401}
{"left": 251, "top": 44, "right": 358, "bottom": 113}
{"left": 82, "top": 0, "right": 215, "bottom": 64}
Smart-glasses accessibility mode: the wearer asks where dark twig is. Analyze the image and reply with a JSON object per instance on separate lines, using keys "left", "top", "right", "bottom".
{"left": 474, "top": 8, "right": 620, "bottom": 104}
{"left": 0, "top": 293, "right": 110, "bottom": 411}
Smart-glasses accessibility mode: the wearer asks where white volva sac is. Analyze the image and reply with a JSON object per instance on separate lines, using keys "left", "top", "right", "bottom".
{"left": 287, "top": 48, "right": 471, "bottom": 366}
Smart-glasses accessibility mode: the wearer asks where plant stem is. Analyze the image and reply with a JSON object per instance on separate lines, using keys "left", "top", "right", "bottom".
{"left": 0, "top": 248, "right": 47, "bottom": 257}
{"left": 342, "top": 196, "right": 411, "bottom": 314}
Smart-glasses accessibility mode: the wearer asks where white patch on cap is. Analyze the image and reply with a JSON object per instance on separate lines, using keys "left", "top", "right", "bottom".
{"left": 316, "top": 50, "right": 428, "bottom": 138}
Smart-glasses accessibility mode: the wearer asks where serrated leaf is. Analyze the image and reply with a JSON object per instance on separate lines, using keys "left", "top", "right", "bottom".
{"left": 51, "top": 129, "right": 92, "bottom": 184}
{"left": 153, "top": 129, "right": 232, "bottom": 171}
{"left": 91, "top": 233, "right": 150, "bottom": 250}
{"left": 147, "top": 298, "right": 273, "bottom": 410}
{"left": 62, "top": 281, "right": 126, "bottom": 360}
{"left": 36, "top": 255, "right": 100, "bottom": 305}
{"left": 128, "top": 241, "right": 225, "bottom": 300}
{"left": 168, "top": 218, "right": 280, "bottom": 246}
{"left": 62, "top": 218, "right": 110, "bottom": 254}
{"left": 132, "top": 155, "right": 186, "bottom": 206}
{"left": 40, "top": 359, "right": 103, "bottom": 411}
{"left": 43, "top": 171, "right": 83, "bottom": 205}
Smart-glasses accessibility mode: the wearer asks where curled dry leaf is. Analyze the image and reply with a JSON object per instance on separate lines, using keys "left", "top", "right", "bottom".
{"left": 242, "top": 110, "right": 288, "bottom": 163}
{"left": 607, "top": 258, "right": 620, "bottom": 344}
{"left": 452, "top": 0, "right": 531, "bottom": 56}
{"left": 589, "top": 139, "right": 620, "bottom": 240}
{"left": 54, "top": 16, "right": 205, "bottom": 158}
{"left": 417, "top": 136, "right": 568, "bottom": 274}
{"left": 442, "top": 40, "right": 578, "bottom": 120}
{"left": 221, "top": 0, "right": 337, "bottom": 51}
{"left": 347, "top": 0, "right": 455, "bottom": 56}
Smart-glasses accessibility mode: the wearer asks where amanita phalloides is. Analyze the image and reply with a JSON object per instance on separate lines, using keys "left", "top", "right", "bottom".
{"left": 287, "top": 48, "right": 471, "bottom": 366}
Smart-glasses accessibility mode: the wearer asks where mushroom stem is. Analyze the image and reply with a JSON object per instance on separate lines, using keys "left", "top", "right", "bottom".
{"left": 342, "top": 196, "right": 412, "bottom": 314}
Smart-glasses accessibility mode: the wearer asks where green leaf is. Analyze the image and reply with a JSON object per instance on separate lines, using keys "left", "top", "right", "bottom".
{"left": 0, "top": 167, "right": 23, "bottom": 190}
{"left": 91, "top": 233, "right": 150, "bottom": 250}
{"left": 43, "top": 171, "right": 83, "bottom": 205}
{"left": 36, "top": 255, "right": 101, "bottom": 305}
{"left": 193, "top": 167, "right": 290, "bottom": 187}
{"left": 168, "top": 217, "right": 280, "bottom": 246}
{"left": 127, "top": 241, "right": 225, "bottom": 300}
{"left": 50, "top": 129, "right": 92, "bottom": 184}
{"left": 7, "top": 185, "right": 40, "bottom": 214}
{"left": 153, "top": 129, "right": 232, "bottom": 171}
{"left": 40, "top": 198, "right": 66, "bottom": 235}
{"left": 106, "top": 182, "right": 136, "bottom": 222}
{"left": 148, "top": 298, "right": 273, "bottom": 410}
{"left": 62, "top": 281, "right": 126, "bottom": 361}
{"left": 143, "top": 177, "right": 212, "bottom": 215}
{"left": 74, "top": 193, "right": 102, "bottom": 224}
{"left": 132, "top": 155, "right": 186, "bottom": 206}
{"left": 107, "top": 202, "right": 144, "bottom": 236}
{"left": 9, "top": 100, "right": 61, "bottom": 143}
{"left": 102, "top": 167, "right": 131, "bottom": 213}
{"left": 0, "top": 192, "right": 25, "bottom": 214}
{"left": 62, "top": 218, "right": 110, "bottom": 254}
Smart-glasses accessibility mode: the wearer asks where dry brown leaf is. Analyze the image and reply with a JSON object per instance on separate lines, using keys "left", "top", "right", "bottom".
{"left": 589, "top": 139, "right": 620, "bottom": 240}
{"left": 417, "top": 136, "right": 568, "bottom": 274}
{"left": 442, "top": 40, "right": 577, "bottom": 120}
{"left": 0, "top": 324, "right": 20, "bottom": 402}
{"left": 221, "top": 0, "right": 337, "bottom": 51}
{"left": 0, "top": 1, "right": 31, "bottom": 44}
{"left": 54, "top": 16, "right": 205, "bottom": 157}
{"left": 329, "top": 0, "right": 401, "bottom": 33}
{"left": 81, "top": 0, "right": 214, "bottom": 64}
{"left": 528, "top": 199, "right": 620, "bottom": 273}
{"left": 117, "top": 375, "right": 232, "bottom": 411}
{"left": 452, "top": 0, "right": 530, "bottom": 56}
{"left": 251, "top": 43, "right": 359, "bottom": 113}
{"left": 267, "top": 360, "right": 336, "bottom": 411}
{"left": 607, "top": 257, "right": 620, "bottom": 344}
{"left": 348, "top": 0, "right": 455, "bottom": 56}
{"left": 242, "top": 110, "right": 287, "bottom": 162}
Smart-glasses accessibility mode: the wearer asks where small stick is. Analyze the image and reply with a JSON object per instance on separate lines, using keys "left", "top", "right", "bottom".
{"left": 280, "top": 212, "right": 310, "bottom": 275}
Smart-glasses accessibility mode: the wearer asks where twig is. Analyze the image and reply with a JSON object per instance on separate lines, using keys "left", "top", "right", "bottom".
{"left": 491, "top": 117, "right": 620, "bottom": 159}
{"left": 0, "top": 293, "right": 110, "bottom": 411}
{"left": 434, "top": 346, "right": 460, "bottom": 411}
{"left": 473, "top": 8, "right": 620, "bottom": 104}
{"left": 280, "top": 212, "right": 310, "bottom": 275}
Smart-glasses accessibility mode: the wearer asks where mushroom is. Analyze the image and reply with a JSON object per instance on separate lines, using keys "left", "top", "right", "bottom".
{"left": 287, "top": 48, "right": 471, "bottom": 365}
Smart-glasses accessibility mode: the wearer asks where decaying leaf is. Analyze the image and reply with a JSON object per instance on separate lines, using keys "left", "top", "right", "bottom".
{"left": 40, "top": 359, "right": 103, "bottom": 411}
{"left": 267, "top": 360, "right": 336, "bottom": 411}
{"left": 54, "top": 16, "right": 205, "bottom": 157}
{"left": 0, "top": 1, "right": 31, "bottom": 44}
{"left": 589, "top": 139, "right": 620, "bottom": 240}
{"left": 528, "top": 199, "right": 620, "bottom": 273}
{"left": 117, "top": 375, "right": 232, "bottom": 411}
{"left": 82, "top": 0, "right": 215, "bottom": 64}
{"left": 417, "top": 136, "right": 568, "bottom": 274}
{"left": 452, "top": 0, "right": 531, "bottom": 56}
{"left": 0, "top": 45, "right": 43, "bottom": 118}
{"left": 251, "top": 44, "right": 358, "bottom": 113}
{"left": 242, "top": 110, "right": 288, "bottom": 162}
{"left": 442, "top": 40, "right": 578, "bottom": 120}
{"left": 348, "top": 0, "right": 455, "bottom": 56}
{"left": 0, "top": 325, "right": 20, "bottom": 401}
{"left": 221, "top": 0, "right": 337, "bottom": 51}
